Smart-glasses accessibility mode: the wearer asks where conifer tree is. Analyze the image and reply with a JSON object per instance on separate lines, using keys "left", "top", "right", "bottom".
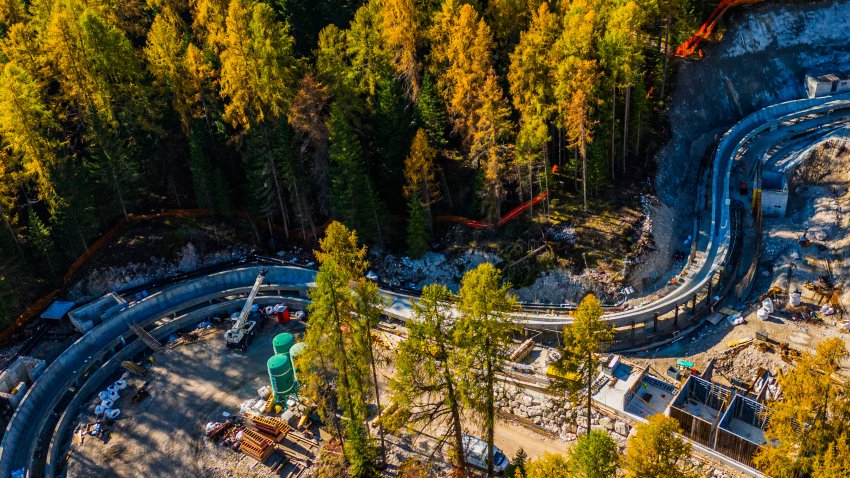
{"left": 403, "top": 129, "right": 439, "bottom": 228}
{"left": 27, "top": 208, "right": 55, "bottom": 276}
{"left": 300, "top": 222, "right": 378, "bottom": 477}
{"left": 406, "top": 196, "right": 429, "bottom": 257}
{"left": 567, "top": 430, "right": 618, "bottom": 478}
{"left": 415, "top": 72, "right": 450, "bottom": 148}
{"left": 328, "top": 105, "right": 386, "bottom": 244}
{"left": 381, "top": 0, "right": 420, "bottom": 97}
{"left": 623, "top": 415, "right": 700, "bottom": 478}
{"left": 456, "top": 263, "right": 517, "bottom": 478}
{"left": 550, "top": 294, "right": 613, "bottom": 435}
{"left": 387, "top": 284, "right": 469, "bottom": 474}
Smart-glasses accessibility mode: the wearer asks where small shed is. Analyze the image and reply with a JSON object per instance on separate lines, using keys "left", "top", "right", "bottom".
{"left": 805, "top": 72, "right": 850, "bottom": 98}
{"left": 760, "top": 171, "right": 789, "bottom": 217}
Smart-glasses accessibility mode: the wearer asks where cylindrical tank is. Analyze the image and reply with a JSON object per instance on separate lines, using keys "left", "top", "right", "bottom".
{"left": 273, "top": 333, "right": 295, "bottom": 355}
{"left": 267, "top": 353, "right": 295, "bottom": 399}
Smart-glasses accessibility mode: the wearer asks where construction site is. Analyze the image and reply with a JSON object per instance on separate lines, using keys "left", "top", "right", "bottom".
{"left": 2, "top": 1, "right": 850, "bottom": 478}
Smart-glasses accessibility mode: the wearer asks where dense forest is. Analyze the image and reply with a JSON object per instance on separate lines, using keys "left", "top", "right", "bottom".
{"left": 0, "top": 0, "right": 711, "bottom": 322}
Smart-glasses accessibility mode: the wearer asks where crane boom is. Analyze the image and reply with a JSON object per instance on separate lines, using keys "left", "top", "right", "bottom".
{"left": 233, "top": 269, "right": 268, "bottom": 331}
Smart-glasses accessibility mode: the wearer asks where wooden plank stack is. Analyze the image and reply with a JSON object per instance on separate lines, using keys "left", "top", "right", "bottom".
{"left": 509, "top": 338, "right": 535, "bottom": 362}
{"left": 249, "top": 415, "right": 291, "bottom": 443}
{"left": 240, "top": 435, "right": 273, "bottom": 463}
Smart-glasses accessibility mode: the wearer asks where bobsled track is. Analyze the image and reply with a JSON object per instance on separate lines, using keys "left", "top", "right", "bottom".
{"left": 3, "top": 93, "right": 850, "bottom": 477}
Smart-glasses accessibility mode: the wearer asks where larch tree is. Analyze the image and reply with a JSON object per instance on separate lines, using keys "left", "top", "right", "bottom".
{"left": 754, "top": 338, "right": 850, "bottom": 478}
{"left": 190, "top": 0, "right": 229, "bottom": 53}
{"left": 523, "top": 452, "right": 571, "bottom": 478}
{"left": 144, "top": 7, "right": 198, "bottom": 132}
{"left": 403, "top": 129, "right": 440, "bottom": 228}
{"left": 455, "top": 262, "right": 518, "bottom": 478}
{"left": 508, "top": 1, "right": 559, "bottom": 211}
{"left": 381, "top": 0, "right": 421, "bottom": 97}
{"left": 549, "top": 293, "right": 613, "bottom": 435}
{"left": 0, "top": 62, "right": 60, "bottom": 213}
{"left": 567, "top": 429, "right": 619, "bottom": 478}
{"left": 622, "top": 414, "right": 701, "bottom": 478}
{"left": 220, "top": 0, "right": 299, "bottom": 236}
{"left": 288, "top": 74, "right": 332, "bottom": 217}
{"left": 300, "top": 222, "right": 378, "bottom": 477}
{"left": 386, "top": 284, "right": 469, "bottom": 474}
{"left": 601, "top": 0, "right": 644, "bottom": 175}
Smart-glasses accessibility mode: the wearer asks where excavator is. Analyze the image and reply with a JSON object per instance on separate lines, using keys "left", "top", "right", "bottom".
{"left": 224, "top": 269, "right": 269, "bottom": 351}
{"left": 675, "top": 0, "right": 764, "bottom": 60}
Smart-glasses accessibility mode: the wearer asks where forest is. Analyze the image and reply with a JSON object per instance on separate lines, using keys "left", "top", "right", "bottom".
{"left": 0, "top": 0, "right": 711, "bottom": 323}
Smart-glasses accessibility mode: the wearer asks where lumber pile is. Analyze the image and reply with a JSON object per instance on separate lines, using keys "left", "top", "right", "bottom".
{"left": 249, "top": 414, "right": 291, "bottom": 443}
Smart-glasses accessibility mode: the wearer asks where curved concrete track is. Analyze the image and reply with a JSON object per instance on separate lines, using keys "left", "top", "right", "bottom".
{"left": 3, "top": 93, "right": 850, "bottom": 477}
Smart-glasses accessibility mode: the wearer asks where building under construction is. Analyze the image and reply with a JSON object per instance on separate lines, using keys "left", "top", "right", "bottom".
{"left": 714, "top": 395, "right": 771, "bottom": 467}
{"left": 667, "top": 376, "right": 734, "bottom": 447}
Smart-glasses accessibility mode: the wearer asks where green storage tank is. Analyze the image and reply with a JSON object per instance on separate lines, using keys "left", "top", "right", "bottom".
{"left": 272, "top": 333, "right": 295, "bottom": 355}
{"left": 267, "top": 353, "right": 295, "bottom": 400}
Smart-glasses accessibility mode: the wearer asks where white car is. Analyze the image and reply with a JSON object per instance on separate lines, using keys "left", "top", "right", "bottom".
{"left": 365, "top": 270, "right": 379, "bottom": 281}
{"left": 462, "top": 435, "right": 509, "bottom": 474}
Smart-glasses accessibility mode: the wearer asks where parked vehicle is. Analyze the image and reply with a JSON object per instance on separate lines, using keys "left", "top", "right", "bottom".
{"left": 462, "top": 435, "right": 509, "bottom": 474}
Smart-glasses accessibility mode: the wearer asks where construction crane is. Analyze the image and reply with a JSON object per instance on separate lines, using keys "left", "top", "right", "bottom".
{"left": 224, "top": 269, "right": 269, "bottom": 351}
{"left": 675, "top": 0, "right": 764, "bottom": 60}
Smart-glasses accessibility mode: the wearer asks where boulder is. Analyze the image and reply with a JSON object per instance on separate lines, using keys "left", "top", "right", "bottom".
{"left": 614, "top": 420, "right": 630, "bottom": 436}
{"left": 599, "top": 416, "right": 614, "bottom": 431}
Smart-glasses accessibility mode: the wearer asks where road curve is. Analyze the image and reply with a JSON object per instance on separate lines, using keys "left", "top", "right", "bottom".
{"left": 3, "top": 93, "right": 850, "bottom": 477}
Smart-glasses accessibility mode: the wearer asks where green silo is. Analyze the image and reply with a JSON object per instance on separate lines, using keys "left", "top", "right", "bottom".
{"left": 272, "top": 333, "right": 295, "bottom": 355}
{"left": 267, "top": 353, "right": 295, "bottom": 401}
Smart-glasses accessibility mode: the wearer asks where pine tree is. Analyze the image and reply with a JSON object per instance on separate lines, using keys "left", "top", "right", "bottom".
{"left": 403, "top": 129, "right": 439, "bottom": 228}
{"left": 524, "top": 452, "right": 571, "bottom": 478}
{"left": 550, "top": 294, "right": 613, "bottom": 435}
{"left": 455, "top": 263, "right": 518, "bottom": 478}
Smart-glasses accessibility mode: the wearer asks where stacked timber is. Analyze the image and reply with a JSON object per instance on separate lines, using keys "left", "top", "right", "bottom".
{"left": 509, "top": 338, "right": 535, "bottom": 362}
{"left": 249, "top": 414, "right": 291, "bottom": 443}
{"left": 241, "top": 429, "right": 276, "bottom": 462}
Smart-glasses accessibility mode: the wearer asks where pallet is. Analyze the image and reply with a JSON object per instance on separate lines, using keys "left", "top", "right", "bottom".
{"left": 128, "top": 323, "right": 165, "bottom": 353}
{"left": 240, "top": 439, "right": 273, "bottom": 463}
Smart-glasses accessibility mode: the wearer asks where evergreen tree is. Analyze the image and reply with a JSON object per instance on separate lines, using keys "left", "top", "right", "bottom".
{"left": 403, "top": 129, "right": 439, "bottom": 229}
{"left": 550, "top": 294, "right": 613, "bottom": 435}
{"left": 328, "top": 105, "right": 386, "bottom": 244}
{"left": 416, "top": 72, "right": 450, "bottom": 148}
{"left": 27, "top": 208, "right": 55, "bottom": 277}
{"left": 406, "top": 196, "right": 429, "bottom": 257}
{"left": 456, "top": 263, "right": 517, "bottom": 477}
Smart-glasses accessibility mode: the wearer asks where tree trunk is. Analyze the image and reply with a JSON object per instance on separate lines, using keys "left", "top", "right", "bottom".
{"left": 329, "top": 280, "right": 355, "bottom": 456}
{"left": 366, "top": 322, "right": 386, "bottom": 464}
{"left": 623, "top": 85, "right": 631, "bottom": 175}
{"left": 543, "top": 147, "right": 551, "bottom": 213}
{"left": 661, "top": 13, "right": 671, "bottom": 99}
{"left": 611, "top": 81, "right": 616, "bottom": 181}
{"left": 581, "top": 120, "right": 588, "bottom": 212}
{"left": 485, "top": 340, "right": 495, "bottom": 478}
{"left": 440, "top": 344, "right": 468, "bottom": 475}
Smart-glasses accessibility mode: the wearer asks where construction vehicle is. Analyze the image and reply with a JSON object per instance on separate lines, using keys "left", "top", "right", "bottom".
{"left": 224, "top": 270, "right": 269, "bottom": 351}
